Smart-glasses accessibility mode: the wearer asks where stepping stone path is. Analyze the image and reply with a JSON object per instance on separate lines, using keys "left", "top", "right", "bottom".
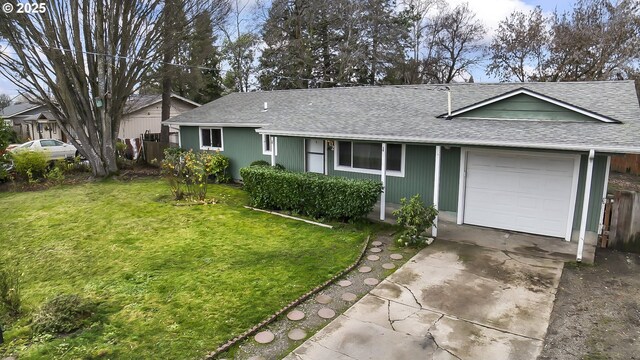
{"left": 367, "top": 255, "right": 380, "bottom": 261}
{"left": 287, "top": 310, "right": 305, "bottom": 321}
{"left": 370, "top": 247, "right": 382, "bottom": 253}
{"left": 358, "top": 266, "right": 372, "bottom": 273}
{"left": 364, "top": 278, "right": 380, "bottom": 286}
{"left": 288, "top": 328, "right": 307, "bottom": 341}
{"left": 318, "top": 307, "right": 336, "bottom": 319}
{"left": 371, "top": 241, "right": 383, "bottom": 246}
{"left": 382, "top": 263, "right": 396, "bottom": 270}
{"left": 341, "top": 292, "right": 357, "bottom": 302}
{"left": 390, "top": 253, "right": 403, "bottom": 260}
{"left": 254, "top": 331, "right": 275, "bottom": 344}
{"left": 338, "top": 280, "right": 352, "bottom": 287}
{"left": 316, "top": 294, "right": 332, "bottom": 304}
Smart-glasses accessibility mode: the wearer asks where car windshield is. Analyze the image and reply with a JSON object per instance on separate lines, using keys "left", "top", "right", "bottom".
{"left": 19, "top": 141, "right": 34, "bottom": 148}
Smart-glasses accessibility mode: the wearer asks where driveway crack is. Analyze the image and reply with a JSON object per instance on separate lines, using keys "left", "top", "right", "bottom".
{"left": 387, "top": 279, "right": 424, "bottom": 309}
{"left": 427, "top": 332, "right": 462, "bottom": 360}
{"left": 387, "top": 300, "right": 397, "bottom": 331}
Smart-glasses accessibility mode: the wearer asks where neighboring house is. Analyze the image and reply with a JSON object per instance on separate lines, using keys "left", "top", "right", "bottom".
{"left": 119, "top": 94, "right": 200, "bottom": 144}
{"left": 165, "top": 81, "right": 640, "bottom": 261}
{"left": 0, "top": 103, "right": 64, "bottom": 141}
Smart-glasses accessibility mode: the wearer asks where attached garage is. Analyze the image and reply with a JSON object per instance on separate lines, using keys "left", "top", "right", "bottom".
{"left": 461, "top": 150, "right": 579, "bottom": 240}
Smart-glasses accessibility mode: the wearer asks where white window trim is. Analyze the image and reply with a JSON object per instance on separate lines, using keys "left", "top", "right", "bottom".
{"left": 262, "top": 134, "right": 277, "bottom": 156}
{"left": 334, "top": 141, "right": 405, "bottom": 177}
{"left": 199, "top": 127, "right": 224, "bottom": 151}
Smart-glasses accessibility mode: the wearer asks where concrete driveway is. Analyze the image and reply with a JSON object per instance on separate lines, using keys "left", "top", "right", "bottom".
{"left": 285, "top": 240, "right": 564, "bottom": 360}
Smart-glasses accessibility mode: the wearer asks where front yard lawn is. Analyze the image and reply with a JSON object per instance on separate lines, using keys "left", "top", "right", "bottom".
{"left": 0, "top": 179, "right": 369, "bottom": 359}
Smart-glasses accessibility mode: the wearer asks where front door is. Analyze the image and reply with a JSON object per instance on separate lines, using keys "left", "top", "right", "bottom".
{"left": 306, "top": 139, "right": 325, "bottom": 174}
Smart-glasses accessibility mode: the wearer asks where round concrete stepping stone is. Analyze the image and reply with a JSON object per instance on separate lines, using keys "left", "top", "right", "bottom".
{"left": 367, "top": 255, "right": 380, "bottom": 261}
{"left": 338, "top": 280, "right": 352, "bottom": 287}
{"left": 370, "top": 247, "right": 382, "bottom": 253}
{"left": 287, "top": 310, "right": 305, "bottom": 321}
{"left": 341, "top": 292, "right": 357, "bottom": 302}
{"left": 364, "top": 278, "right": 379, "bottom": 286}
{"left": 318, "top": 307, "right": 336, "bottom": 319}
{"left": 288, "top": 328, "right": 307, "bottom": 341}
{"left": 371, "top": 241, "right": 383, "bottom": 246}
{"left": 316, "top": 294, "right": 332, "bottom": 304}
{"left": 248, "top": 357, "right": 266, "bottom": 360}
{"left": 254, "top": 331, "right": 275, "bottom": 344}
{"left": 359, "top": 266, "right": 372, "bottom": 273}
{"left": 390, "top": 253, "right": 403, "bottom": 260}
{"left": 382, "top": 263, "right": 396, "bottom": 270}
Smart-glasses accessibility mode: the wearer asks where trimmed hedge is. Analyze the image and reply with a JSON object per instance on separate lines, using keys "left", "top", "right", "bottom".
{"left": 240, "top": 166, "right": 383, "bottom": 220}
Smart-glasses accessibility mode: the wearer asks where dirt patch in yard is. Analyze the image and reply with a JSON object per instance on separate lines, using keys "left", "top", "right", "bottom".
{"left": 539, "top": 249, "right": 640, "bottom": 360}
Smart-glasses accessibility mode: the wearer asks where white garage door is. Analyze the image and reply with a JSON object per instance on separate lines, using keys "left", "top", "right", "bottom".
{"left": 464, "top": 151, "right": 576, "bottom": 238}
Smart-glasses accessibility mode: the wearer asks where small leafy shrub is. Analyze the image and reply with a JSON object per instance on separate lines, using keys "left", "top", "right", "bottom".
{"left": 31, "top": 294, "right": 96, "bottom": 335}
{"left": 0, "top": 153, "right": 11, "bottom": 182}
{"left": 0, "top": 267, "right": 21, "bottom": 316}
{"left": 250, "top": 160, "right": 270, "bottom": 167}
{"left": 161, "top": 148, "right": 231, "bottom": 201}
{"left": 240, "top": 166, "right": 382, "bottom": 220}
{"left": 11, "top": 150, "right": 48, "bottom": 180}
{"left": 273, "top": 163, "right": 286, "bottom": 170}
{"left": 393, "top": 195, "right": 438, "bottom": 247}
{"left": 44, "top": 166, "right": 65, "bottom": 184}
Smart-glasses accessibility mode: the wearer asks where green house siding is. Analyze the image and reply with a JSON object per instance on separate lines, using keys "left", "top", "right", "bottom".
{"left": 461, "top": 94, "right": 597, "bottom": 122}
{"left": 572, "top": 154, "right": 609, "bottom": 232}
{"left": 275, "top": 137, "right": 305, "bottom": 172}
{"left": 326, "top": 143, "right": 460, "bottom": 210}
{"left": 179, "top": 126, "right": 269, "bottom": 179}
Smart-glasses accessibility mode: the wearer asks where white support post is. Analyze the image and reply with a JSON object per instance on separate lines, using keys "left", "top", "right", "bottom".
{"left": 597, "top": 156, "right": 611, "bottom": 235}
{"left": 433, "top": 146, "right": 442, "bottom": 237}
{"left": 270, "top": 136, "right": 276, "bottom": 166}
{"left": 380, "top": 143, "right": 387, "bottom": 221}
{"left": 176, "top": 125, "right": 181, "bottom": 148}
{"left": 577, "top": 149, "right": 595, "bottom": 262}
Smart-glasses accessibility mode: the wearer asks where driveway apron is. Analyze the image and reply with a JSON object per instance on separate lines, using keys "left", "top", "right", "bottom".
{"left": 284, "top": 240, "right": 564, "bottom": 360}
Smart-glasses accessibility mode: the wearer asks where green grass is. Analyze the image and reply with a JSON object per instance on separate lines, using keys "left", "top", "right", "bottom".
{"left": 0, "top": 179, "right": 369, "bottom": 359}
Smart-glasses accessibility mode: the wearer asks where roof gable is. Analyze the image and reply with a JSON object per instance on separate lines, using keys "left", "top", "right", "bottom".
{"left": 440, "top": 88, "right": 620, "bottom": 123}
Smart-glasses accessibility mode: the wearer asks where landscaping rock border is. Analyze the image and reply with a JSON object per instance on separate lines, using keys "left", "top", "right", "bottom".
{"left": 203, "top": 235, "right": 371, "bottom": 359}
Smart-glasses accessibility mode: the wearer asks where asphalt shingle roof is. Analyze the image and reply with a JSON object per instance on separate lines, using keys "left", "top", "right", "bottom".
{"left": 0, "top": 103, "right": 45, "bottom": 118}
{"left": 166, "top": 81, "right": 640, "bottom": 153}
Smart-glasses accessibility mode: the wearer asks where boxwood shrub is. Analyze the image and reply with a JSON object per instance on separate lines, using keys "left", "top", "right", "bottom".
{"left": 240, "top": 166, "right": 383, "bottom": 220}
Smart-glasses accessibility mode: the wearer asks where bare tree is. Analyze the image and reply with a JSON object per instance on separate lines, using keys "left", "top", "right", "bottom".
{"left": 423, "top": 3, "right": 485, "bottom": 83}
{"left": 486, "top": 7, "right": 548, "bottom": 82}
{"left": 0, "top": 1, "right": 169, "bottom": 176}
{"left": 0, "top": 94, "right": 11, "bottom": 111}
{"left": 220, "top": 0, "right": 260, "bottom": 92}
{"left": 542, "top": 0, "right": 640, "bottom": 81}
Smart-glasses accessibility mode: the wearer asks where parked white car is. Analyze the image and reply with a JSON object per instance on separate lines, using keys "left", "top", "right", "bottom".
{"left": 10, "top": 139, "right": 79, "bottom": 161}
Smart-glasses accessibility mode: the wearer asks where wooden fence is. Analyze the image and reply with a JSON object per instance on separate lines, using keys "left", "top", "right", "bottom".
{"left": 611, "top": 154, "right": 640, "bottom": 175}
{"left": 143, "top": 141, "right": 177, "bottom": 166}
{"left": 600, "top": 191, "right": 640, "bottom": 253}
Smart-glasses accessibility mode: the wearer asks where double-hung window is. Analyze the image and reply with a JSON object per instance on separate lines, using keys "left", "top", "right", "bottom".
{"left": 336, "top": 141, "right": 404, "bottom": 176}
{"left": 262, "top": 134, "right": 277, "bottom": 155}
{"left": 200, "top": 127, "right": 223, "bottom": 150}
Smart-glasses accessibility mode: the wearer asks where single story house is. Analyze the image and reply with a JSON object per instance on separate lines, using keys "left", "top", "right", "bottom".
{"left": 119, "top": 94, "right": 200, "bottom": 144}
{"left": 165, "top": 81, "right": 640, "bottom": 261}
{"left": 0, "top": 103, "right": 65, "bottom": 141}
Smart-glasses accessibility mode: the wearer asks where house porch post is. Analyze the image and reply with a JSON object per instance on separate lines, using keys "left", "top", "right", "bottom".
{"left": 380, "top": 142, "right": 387, "bottom": 221}
{"left": 433, "top": 145, "right": 441, "bottom": 237}
{"left": 577, "top": 149, "right": 595, "bottom": 262}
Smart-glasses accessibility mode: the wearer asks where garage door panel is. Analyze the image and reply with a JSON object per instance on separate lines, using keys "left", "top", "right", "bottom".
{"left": 464, "top": 151, "right": 575, "bottom": 238}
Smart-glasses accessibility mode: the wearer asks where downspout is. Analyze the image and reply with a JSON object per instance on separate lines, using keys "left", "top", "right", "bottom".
{"left": 380, "top": 142, "right": 387, "bottom": 221}
{"left": 270, "top": 136, "right": 276, "bottom": 166}
{"left": 433, "top": 145, "right": 441, "bottom": 237}
{"left": 577, "top": 149, "right": 595, "bottom": 262}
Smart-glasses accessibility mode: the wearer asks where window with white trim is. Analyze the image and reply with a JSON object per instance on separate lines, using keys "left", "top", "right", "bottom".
{"left": 336, "top": 141, "right": 404, "bottom": 176}
{"left": 262, "top": 134, "right": 277, "bottom": 155}
{"left": 200, "top": 127, "right": 223, "bottom": 150}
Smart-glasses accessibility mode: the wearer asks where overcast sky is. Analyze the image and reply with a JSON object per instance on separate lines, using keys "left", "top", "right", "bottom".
{"left": 0, "top": 0, "right": 574, "bottom": 98}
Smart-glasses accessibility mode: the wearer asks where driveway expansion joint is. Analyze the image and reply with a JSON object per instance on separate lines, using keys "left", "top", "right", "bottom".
{"left": 427, "top": 332, "right": 462, "bottom": 360}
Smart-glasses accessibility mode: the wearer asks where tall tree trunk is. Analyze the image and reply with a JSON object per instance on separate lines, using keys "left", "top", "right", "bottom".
{"left": 160, "top": 54, "right": 171, "bottom": 143}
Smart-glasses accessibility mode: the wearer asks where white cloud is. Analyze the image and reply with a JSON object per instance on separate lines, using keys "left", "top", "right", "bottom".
{"left": 443, "top": 0, "right": 534, "bottom": 42}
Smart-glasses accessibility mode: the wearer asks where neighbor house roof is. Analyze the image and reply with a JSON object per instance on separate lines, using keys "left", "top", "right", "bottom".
{"left": 0, "top": 102, "right": 46, "bottom": 118}
{"left": 125, "top": 94, "right": 200, "bottom": 114}
{"left": 165, "top": 81, "right": 640, "bottom": 154}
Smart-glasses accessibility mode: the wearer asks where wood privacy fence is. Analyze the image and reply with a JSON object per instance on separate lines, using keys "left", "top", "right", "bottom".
{"left": 142, "top": 141, "right": 177, "bottom": 166}
{"left": 611, "top": 154, "right": 640, "bottom": 175}
{"left": 600, "top": 191, "right": 640, "bottom": 253}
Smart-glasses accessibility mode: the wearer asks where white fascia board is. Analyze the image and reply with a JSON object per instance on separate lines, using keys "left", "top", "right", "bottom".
{"left": 163, "top": 122, "right": 265, "bottom": 127}
{"left": 253, "top": 129, "right": 640, "bottom": 154}
{"left": 448, "top": 88, "right": 619, "bottom": 123}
